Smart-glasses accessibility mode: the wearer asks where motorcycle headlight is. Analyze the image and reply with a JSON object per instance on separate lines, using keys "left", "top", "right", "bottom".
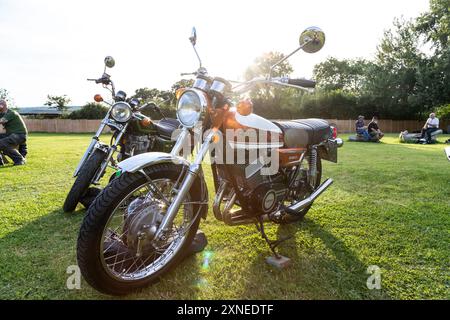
{"left": 111, "top": 102, "right": 132, "bottom": 122}
{"left": 176, "top": 89, "right": 207, "bottom": 128}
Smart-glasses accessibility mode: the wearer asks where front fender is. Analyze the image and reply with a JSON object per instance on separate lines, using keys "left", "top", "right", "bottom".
{"left": 117, "top": 152, "right": 209, "bottom": 219}
{"left": 117, "top": 152, "right": 189, "bottom": 173}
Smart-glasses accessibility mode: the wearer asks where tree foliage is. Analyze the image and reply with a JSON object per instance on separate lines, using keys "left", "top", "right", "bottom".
{"left": 130, "top": 81, "right": 195, "bottom": 119}
{"left": 67, "top": 103, "right": 108, "bottom": 119}
{"left": 313, "top": 58, "right": 374, "bottom": 93}
{"left": 45, "top": 94, "right": 71, "bottom": 112}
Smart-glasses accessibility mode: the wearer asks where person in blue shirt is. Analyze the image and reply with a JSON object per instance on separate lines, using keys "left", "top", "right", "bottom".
{"left": 355, "top": 115, "right": 370, "bottom": 141}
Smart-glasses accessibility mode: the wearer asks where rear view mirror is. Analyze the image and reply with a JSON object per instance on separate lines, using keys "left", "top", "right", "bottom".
{"left": 189, "top": 27, "right": 197, "bottom": 46}
{"left": 104, "top": 56, "right": 115, "bottom": 68}
{"left": 269, "top": 26, "right": 325, "bottom": 79}
{"left": 299, "top": 27, "right": 325, "bottom": 53}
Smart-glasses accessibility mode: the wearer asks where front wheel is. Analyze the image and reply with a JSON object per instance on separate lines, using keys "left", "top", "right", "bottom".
{"left": 63, "top": 149, "right": 106, "bottom": 212}
{"left": 77, "top": 163, "right": 201, "bottom": 295}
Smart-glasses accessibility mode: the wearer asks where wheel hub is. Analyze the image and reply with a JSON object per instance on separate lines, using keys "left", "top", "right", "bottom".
{"left": 125, "top": 197, "right": 166, "bottom": 256}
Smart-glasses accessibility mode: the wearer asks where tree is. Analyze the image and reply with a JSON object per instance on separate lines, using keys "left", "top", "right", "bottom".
{"left": 313, "top": 57, "right": 373, "bottom": 93}
{"left": 244, "top": 52, "right": 294, "bottom": 103}
{"left": 67, "top": 103, "right": 108, "bottom": 119}
{"left": 131, "top": 87, "right": 177, "bottom": 119}
{"left": 132, "top": 88, "right": 162, "bottom": 103}
{"left": 171, "top": 79, "right": 194, "bottom": 93}
{"left": 45, "top": 94, "right": 71, "bottom": 113}
{"left": 244, "top": 51, "right": 293, "bottom": 80}
{"left": 415, "top": 0, "right": 449, "bottom": 53}
{"left": 413, "top": 0, "right": 450, "bottom": 116}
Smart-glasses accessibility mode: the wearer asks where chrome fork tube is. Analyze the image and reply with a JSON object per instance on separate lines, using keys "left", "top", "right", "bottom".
{"left": 73, "top": 121, "right": 107, "bottom": 177}
{"left": 92, "top": 123, "right": 129, "bottom": 184}
{"left": 155, "top": 130, "right": 215, "bottom": 240}
{"left": 170, "top": 127, "right": 189, "bottom": 157}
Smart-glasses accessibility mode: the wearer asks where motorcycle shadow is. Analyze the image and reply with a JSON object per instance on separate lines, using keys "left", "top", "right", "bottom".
{"left": 240, "top": 218, "right": 390, "bottom": 300}
{"left": 0, "top": 207, "right": 202, "bottom": 299}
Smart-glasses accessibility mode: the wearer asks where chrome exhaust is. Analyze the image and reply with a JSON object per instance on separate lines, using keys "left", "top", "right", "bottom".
{"left": 285, "top": 178, "right": 333, "bottom": 213}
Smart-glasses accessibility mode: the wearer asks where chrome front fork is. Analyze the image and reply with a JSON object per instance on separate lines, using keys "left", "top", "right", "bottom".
{"left": 73, "top": 121, "right": 107, "bottom": 177}
{"left": 92, "top": 123, "right": 129, "bottom": 184}
{"left": 170, "top": 127, "right": 190, "bottom": 157}
{"left": 154, "top": 130, "right": 215, "bottom": 240}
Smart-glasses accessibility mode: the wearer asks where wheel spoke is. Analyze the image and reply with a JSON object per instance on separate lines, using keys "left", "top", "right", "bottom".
{"left": 100, "top": 177, "right": 195, "bottom": 281}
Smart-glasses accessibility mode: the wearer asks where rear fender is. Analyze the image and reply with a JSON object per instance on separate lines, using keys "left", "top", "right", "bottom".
{"left": 117, "top": 152, "right": 209, "bottom": 219}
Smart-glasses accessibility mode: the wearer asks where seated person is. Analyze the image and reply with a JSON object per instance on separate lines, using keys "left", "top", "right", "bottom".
{"left": 355, "top": 115, "right": 370, "bottom": 141}
{"left": 0, "top": 100, "right": 28, "bottom": 166}
{"left": 368, "top": 116, "right": 384, "bottom": 140}
{"left": 420, "top": 113, "right": 439, "bottom": 144}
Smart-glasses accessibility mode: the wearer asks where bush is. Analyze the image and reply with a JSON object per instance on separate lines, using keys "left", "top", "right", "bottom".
{"left": 67, "top": 103, "right": 108, "bottom": 119}
{"left": 435, "top": 104, "right": 450, "bottom": 120}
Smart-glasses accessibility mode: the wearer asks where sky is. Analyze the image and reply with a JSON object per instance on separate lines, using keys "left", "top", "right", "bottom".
{"left": 0, "top": 0, "right": 431, "bottom": 107}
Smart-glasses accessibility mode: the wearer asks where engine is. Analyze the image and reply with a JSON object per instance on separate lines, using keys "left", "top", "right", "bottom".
{"left": 123, "top": 134, "right": 152, "bottom": 157}
{"left": 222, "top": 164, "right": 288, "bottom": 216}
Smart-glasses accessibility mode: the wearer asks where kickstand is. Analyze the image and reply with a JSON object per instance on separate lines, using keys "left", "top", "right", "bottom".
{"left": 255, "top": 217, "right": 292, "bottom": 259}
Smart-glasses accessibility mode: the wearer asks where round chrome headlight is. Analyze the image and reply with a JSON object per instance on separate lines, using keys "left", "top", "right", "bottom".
{"left": 111, "top": 102, "right": 132, "bottom": 122}
{"left": 176, "top": 89, "right": 207, "bottom": 128}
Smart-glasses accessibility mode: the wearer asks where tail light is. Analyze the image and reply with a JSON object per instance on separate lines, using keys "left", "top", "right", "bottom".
{"left": 331, "top": 126, "right": 338, "bottom": 139}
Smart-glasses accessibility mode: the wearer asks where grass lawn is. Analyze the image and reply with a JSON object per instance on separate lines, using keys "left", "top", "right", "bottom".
{"left": 0, "top": 133, "right": 449, "bottom": 300}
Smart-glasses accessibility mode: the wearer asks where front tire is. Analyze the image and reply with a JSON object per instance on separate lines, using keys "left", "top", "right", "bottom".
{"left": 63, "top": 149, "right": 106, "bottom": 213}
{"left": 77, "top": 163, "right": 201, "bottom": 295}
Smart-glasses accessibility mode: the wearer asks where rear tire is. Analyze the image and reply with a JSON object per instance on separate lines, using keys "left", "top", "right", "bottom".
{"left": 77, "top": 163, "right": 202, "bottom": 295}
{"left": 63, "top": 149, "right": 106, "bottom": 213}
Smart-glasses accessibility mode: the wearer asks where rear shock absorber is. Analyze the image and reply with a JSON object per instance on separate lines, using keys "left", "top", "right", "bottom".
{"left": 308, "top": 147, "right": 318, "bottom": 188}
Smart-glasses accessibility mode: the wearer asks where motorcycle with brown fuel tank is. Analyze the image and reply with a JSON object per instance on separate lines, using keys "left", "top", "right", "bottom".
{"left": 76, "top": 26, "right": 343, "bottom": 295}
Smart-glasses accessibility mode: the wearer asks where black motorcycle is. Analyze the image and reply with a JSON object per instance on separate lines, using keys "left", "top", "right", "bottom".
{"left": 63, "top": 56, "right": 180, "bottom": 212}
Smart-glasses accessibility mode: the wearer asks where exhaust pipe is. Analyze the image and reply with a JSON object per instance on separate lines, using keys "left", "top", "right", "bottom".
{"left": 284, "top": 178, "right": 333, "bottom": 214}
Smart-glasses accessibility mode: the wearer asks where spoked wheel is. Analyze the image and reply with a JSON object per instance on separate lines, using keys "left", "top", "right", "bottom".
{"left": 77, "top": 163, "right": 201, "bottom": 295}
{"left": 279, "top": 157, "right": 322, "bottom": 224}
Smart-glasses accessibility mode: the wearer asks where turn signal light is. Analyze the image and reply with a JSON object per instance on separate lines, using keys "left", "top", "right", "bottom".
{"left": 236, "top": 98, "right": 253, "bottom": 116}
{"left": 141, "top": 117, "right": 152, "bottom": 127}
{"left": 176, "top": 88, "right": 186, "bottom": 100}
{"left": 94, "top": 94, "right": 103, "bottom": 102}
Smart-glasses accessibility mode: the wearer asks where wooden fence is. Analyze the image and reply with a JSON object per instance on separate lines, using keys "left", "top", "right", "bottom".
{"left": 0, "top": 118, "right": 448, "bottom": 134}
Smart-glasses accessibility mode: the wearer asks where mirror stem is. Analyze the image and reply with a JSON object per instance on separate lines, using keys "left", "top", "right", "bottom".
{"left": 269, "top": 38, "right": 312, "bottom": 79}
{"left": 192, "top": 44, "right": 203, "bottom": 69}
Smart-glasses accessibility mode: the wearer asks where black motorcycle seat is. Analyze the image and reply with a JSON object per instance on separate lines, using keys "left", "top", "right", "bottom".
{"left": 272, "top": 119, "right": 331, "bottom": 148}
{"left": 155, "top": 118, "right": 180, "bottom": 139}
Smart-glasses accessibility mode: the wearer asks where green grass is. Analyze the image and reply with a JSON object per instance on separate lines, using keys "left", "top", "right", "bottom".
{"left": 0, "top": 133, "right": 449, "bottom": 300}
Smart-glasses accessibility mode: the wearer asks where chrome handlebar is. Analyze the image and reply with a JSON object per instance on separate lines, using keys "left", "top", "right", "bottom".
{"left": 232, "top": 77, "right": 315, "bottom": 94}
